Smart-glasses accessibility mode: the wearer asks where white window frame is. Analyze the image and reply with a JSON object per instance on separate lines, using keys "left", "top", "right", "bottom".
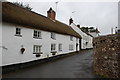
{"left": 58, "top": 44, "right": 62, "bottom": 51}
{"left": 15, "top": 27, "right": 22, "bottom": 37}
{"left": 33, "top": 30, "right": 42, "bottom": 39}
{"left": 51, "top": 44, "right": 56, "bottom": 52}
{"left": 51, "top": 32, "right": 56, "bottom": 40}
{"left": 69, "top": 44, "right": 74, "bottom": 51}
{"left": 33, "top": 45, "right": 42, "bottom": 54}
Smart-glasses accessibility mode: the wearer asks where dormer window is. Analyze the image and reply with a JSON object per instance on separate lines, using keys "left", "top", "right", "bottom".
{"left": 33, "top": 30, "right": 42, "bottom": 39}
{"left": 51, "top": 32, "right": 56, "bottom": 40}
{"left": 15, "top": 28, "right": 22, "bottom": 37}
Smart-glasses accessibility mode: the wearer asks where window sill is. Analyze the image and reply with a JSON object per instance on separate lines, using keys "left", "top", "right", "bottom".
{"left": 51, "top": 51, "right": 57, "bottom": 56}
{"left": 33, "top": 37, "right": 42, "bottom": 39}
{"left": 51, "top": 51, "right": 57, "bottom": 53}
{"left": 33, "top": 52, "right": 43, "bottom": 54}
{"left": 15, "top": 34, "right": 22, "bottom": 37}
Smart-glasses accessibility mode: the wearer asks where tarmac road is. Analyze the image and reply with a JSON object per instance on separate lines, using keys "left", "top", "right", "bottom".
{"left": 3, "top": 49, "right": 98, "bottom": 78}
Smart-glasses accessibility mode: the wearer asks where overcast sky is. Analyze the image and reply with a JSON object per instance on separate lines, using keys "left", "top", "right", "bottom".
{"left": 7, "top": 0, "right": 119, "bottom": 35}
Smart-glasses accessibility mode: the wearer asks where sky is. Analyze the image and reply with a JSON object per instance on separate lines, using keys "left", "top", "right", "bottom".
{"left": 6, "top": 0, "right": 119, "bottom": 35}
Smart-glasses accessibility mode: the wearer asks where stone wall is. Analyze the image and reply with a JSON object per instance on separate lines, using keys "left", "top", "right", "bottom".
{"left": 93, "top": 34, "right": 120, "bottom": 78}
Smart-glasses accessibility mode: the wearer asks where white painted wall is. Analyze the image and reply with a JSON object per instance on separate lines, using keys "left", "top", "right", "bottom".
{"left": 88, "top": 32, "right": 99, "bottom": 37}
{"left": 2, "top": 22, "right": 79, "bottom": 66}
{"left": 86, "top": 35, "right": 93, "bottom": 49}
{"left": 0, "top": 22, "right": 2, "bottom": 67}
{"left": 70, "top": 23, "right": 93, "bottom": 49}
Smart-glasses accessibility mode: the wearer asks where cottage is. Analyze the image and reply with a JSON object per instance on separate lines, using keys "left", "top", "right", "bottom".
{"left": 1, "top": 2, "right": 81, "bottom": 66}
{"left": 69, "top": 18, "right": 93, "bottom": 49}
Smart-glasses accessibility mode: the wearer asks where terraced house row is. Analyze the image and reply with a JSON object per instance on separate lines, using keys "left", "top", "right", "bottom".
{"left": 0, "top": 2, "right": 93, "bottom": 66}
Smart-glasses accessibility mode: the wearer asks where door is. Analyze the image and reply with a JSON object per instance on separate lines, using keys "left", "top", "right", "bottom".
{"left": 76, "top": 43, "right": 78, "bottom": 52}
{"left": 79, "top": 38, "right": 82, "bottom": 50}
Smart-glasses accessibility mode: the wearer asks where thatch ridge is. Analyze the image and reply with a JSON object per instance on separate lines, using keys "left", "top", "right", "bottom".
{"left": 2, "top": 2, "right": 81, "bottom": 38}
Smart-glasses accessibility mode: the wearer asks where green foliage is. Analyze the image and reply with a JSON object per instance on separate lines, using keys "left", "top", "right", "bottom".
{"left": 13, "top": 2, "right": 32, "bottom": 11}
{"left": 80, "top": 27, "right": 98, "bottom": 33}
{"left": 89, "top": 27, "right": 94, "bottom": 29}
{"left": 80, "top": 27, "right": 89, "bottom": 33}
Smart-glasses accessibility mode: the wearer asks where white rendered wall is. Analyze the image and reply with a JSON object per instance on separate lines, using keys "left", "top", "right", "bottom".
{"left": 70, "top": 23, "right": 93, "bottom": 49}
{"left": 88, "top": 32, "right": 99, "bottom": 37}
{"left": 2, "top": 22, "right": 79, "bottom": 66}
{"left": 0, "top": 22, "right": 2, "bottom": 67}
{"left": 0, "top": 2, "right": 2, "bottom": 67}
{"left": 86, "top": 35, "right": 93, "bottom": 49}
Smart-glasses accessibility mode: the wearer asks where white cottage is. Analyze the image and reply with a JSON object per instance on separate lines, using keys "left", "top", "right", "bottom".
{"left": 69, "top": 18, "right": 93, "bottom": 49}
{"left": 1, "top": 2, "right": 81, "bottom": 66}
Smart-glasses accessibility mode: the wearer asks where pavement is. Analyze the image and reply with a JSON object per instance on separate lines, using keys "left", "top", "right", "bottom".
{"left": 2, "top": 49, "right": 98, "bottom": 78}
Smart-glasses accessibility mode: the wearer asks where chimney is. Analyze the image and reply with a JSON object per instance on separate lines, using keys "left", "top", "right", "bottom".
{"left": 69, "top": 18, "right": 73, "bottom": 25}
{"left": 47, "top": 7, "right": 56, "bottom": 20}
{"left": 77, "top": 25, "right": 80, "bottom": 28}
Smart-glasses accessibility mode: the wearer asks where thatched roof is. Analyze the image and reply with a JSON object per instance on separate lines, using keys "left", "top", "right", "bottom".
{"left": 2, "top": 2, "right": 81, "bottom": 38}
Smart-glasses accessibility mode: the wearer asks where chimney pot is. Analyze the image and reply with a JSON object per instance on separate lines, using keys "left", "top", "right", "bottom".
{"left": 77, "top": 25, "right": 80, "bottom": 28}
{"left": 69, "top": 18, "right": 73, "bottom": 25}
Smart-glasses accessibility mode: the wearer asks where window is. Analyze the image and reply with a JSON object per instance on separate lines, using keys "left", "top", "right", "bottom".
{"left": 15, "top": 28, "right": 22, "bottom": 37}
{"left": 51, "top": 44, "right": 56, "bottom": 52}
{"left": 69, "top": 45, "right": 74, "bottom": 50}
{"left": 33, "top": 30, "right": 42, "bottom": 39}
{"left": 33, "top": 45, "right": 42, "bottom": 54}
{"left": 51, "top": 32, "right": 56, "bottom": 39}
{"left": 58, "top": 44, "right": 62, "bottom": 51}
{"left": 70, "top": 36, "right": 73, "bottom": 41}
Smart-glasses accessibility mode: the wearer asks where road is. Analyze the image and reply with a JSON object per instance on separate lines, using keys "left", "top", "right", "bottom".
{"left": 3, "top": 49, "right": 98, "bottom": 78}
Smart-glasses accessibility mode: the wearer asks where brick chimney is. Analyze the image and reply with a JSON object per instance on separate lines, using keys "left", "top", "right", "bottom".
{"left": 69, "top": 18, "right": 73, "bottom": 25}
{"left": 47, "top": 7, "right": 56, "bottom": 20}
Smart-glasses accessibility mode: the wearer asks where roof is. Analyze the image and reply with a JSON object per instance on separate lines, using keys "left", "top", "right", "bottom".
{"left": 71, "top": 23, "right": 93, "bottom": 38}
{"left": 2, "top": 2, "right": 81, "bottom": 38}
{"left": 95, "top": 28, "right": 100, "bottom": 33}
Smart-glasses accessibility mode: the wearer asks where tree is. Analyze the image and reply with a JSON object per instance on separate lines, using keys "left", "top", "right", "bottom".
{"left": 89, "top": 27, "right": 94, "bottom": 30}
{"left": 13, "top": 2, "right": 32, "bottom": 11}
{"left": 80, "top": 27, "right": 99, "bottom": 33}
{"left": 80, "top": 27, "right": 89, "bottom": 33}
